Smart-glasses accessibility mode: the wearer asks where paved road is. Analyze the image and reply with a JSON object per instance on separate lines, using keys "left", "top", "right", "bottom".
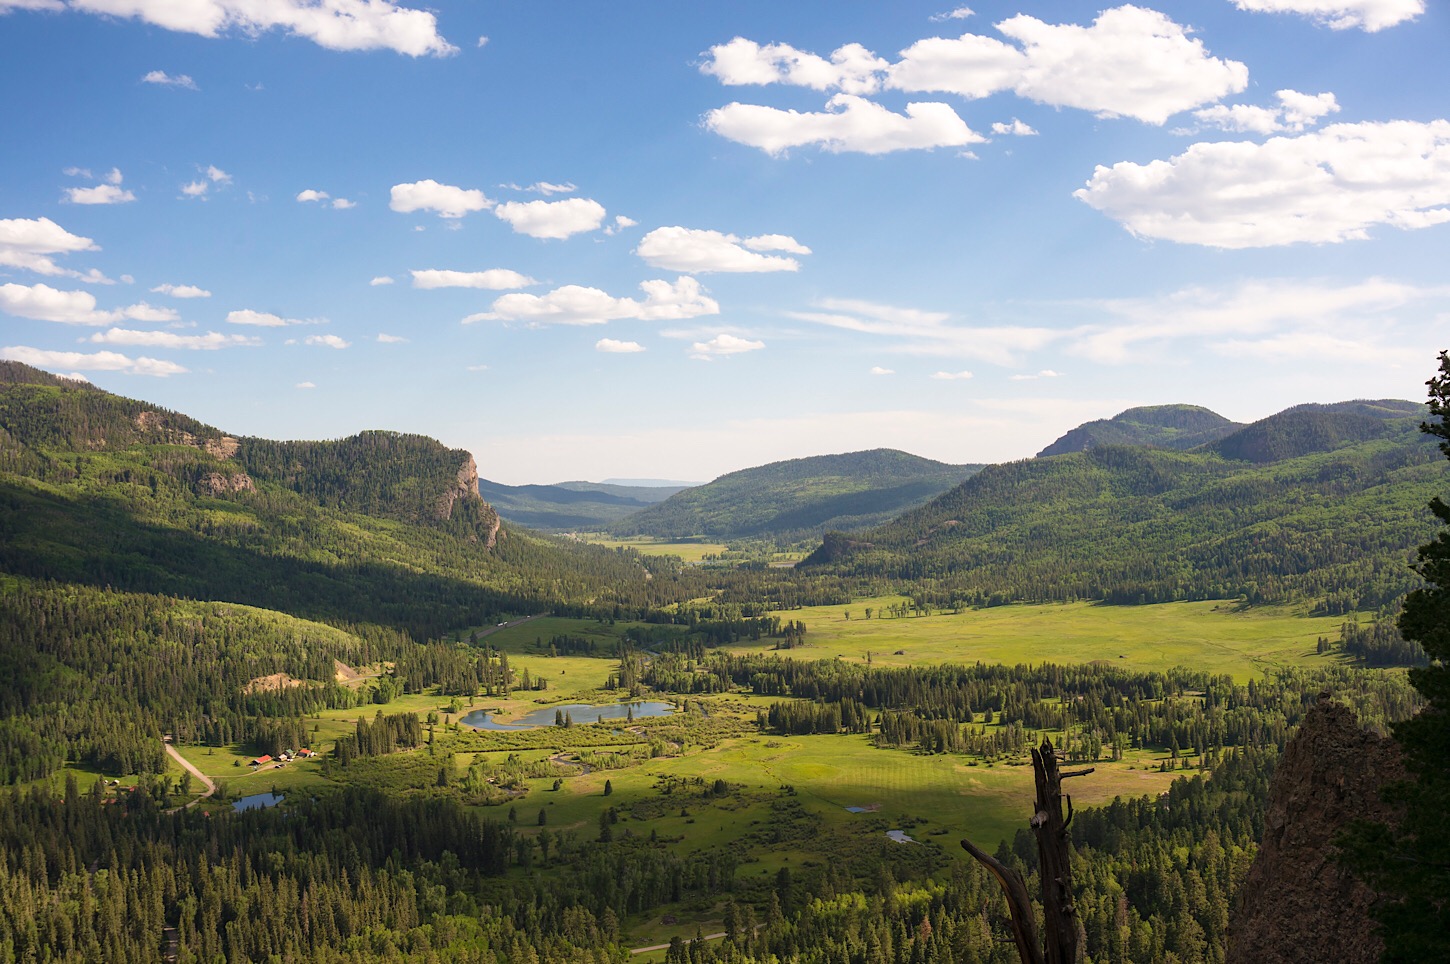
{"left": 164, "top": 743, "right": 216, "bottom": 809}
{"left": 630, "top": 932, "right": 727, "bottom": 955}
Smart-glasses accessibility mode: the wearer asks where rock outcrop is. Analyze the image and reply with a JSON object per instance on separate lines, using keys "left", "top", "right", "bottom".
{"left": 197, "top": 471, "right": 255, "bottom": 496}
{"left": 1227, "top": 697, "right": 1403, "bottom": 964}
{"left": 435, "top": 454, "right": 500, "bottom": 548}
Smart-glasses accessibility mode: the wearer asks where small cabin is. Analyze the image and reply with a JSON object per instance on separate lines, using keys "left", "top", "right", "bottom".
{"left": 249, "top": 755, "right": 273, "bottom": 767}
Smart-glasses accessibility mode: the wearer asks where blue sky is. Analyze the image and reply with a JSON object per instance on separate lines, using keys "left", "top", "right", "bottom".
{"left": 1, "top": 0, "right": 1446, "bottom": 483}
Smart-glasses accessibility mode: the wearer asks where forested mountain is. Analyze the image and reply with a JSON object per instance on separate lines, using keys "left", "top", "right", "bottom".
{"left": 477, "top": 477, "right": 686, "bottom": 531}
{"left": 1038, "top": 404, "right": 1241, "bottom": 457}
{"left": 0, "top": 363, "right": 684, "bottom": 639}
{"left": 609, "top": 448, "right": 981, "bottom": 542}
{"left": 804, "top": 402, "right": 1441, "bottom": 613}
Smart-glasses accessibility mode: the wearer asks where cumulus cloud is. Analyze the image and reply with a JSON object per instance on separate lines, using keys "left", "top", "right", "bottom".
{"left": 376, "top": 333, "right": 407, "bottom": 343}
{"left": 331, "top": 198, "right": 355, "bottom": 209}
{"left": 0, "top": 217, "right": 98, "bottom": 276}
{"left": 931, "top": 7, "right": 974, "bottom": 21}
{"left": 370, "top": 276, "right": 394, "bottom": 286}
{"left": 297, "top": 189, "right": 329, "bottom": 202}
{"left": 90, "top": 327, "right": 259, "bottom": 349}
{"left": 690, "top": 333, "right": 765, "bottom": 360}
{"left": 0, "top": 345, "right": 187, "bottom": 376}
{"left": 181, "top": 181, "right": 209, "bottom": 198}
{"left": 1192, "top": 89, "right": 1339, "bottom": 134}
{"left": 0, "top": 282, "right": 173, "bottom": 325}
{"left": 206, "top": 165, "right": 230, "bottom": 183}
{"left": 470, "top": 277, "right": 719, "bottom": 327}
{"left": 596, "top": 338, "right": 645, "bottom": 353}
{"left": 991, "top": 118, "right": 1037, "bottom": 136}
{"left": 1070, "top": 276, "right": 1441, "bottom": 363}
{"left": 226, "top": 309, "right": 320, "bottom": 327}
{"left": 1230, "top": 0, "right": 1422, "bottom": 31}
{"left": 494, "top": 197, "right": 606, "bottom": 239}
{"left": 704, "top": 7, "right": 1248, "bottom": 129}
{"left": 604, "top": 215, "right": 638, "bottom": 236}
{"left": 706, "top": 93, "right": 982, "bottom": 155}
{"left": 870, "top": 366, "right": 895, "bottom": 375}
{"left": 788, "top": 297, "right": 1058, "bottom": 366}
{"left": 295, "top": 381, "right": 316, "bottom": 389}
{"left": 636, "top": 227, "right": 807, "bottom": 273}
{"left": 390, "top": 179, "right": 493, "bottom": 218}
{"left": 932, "top": 370, "right": 974, "bottom": 379}
{"left": 305, "top": 334, "right": 349, "bottom": 349}
{"left": 142, "top": 69, "right": 197, "bottom": 89}
{"left": 65, "top": 169, "right": 136, "bottom": 205}
{"left": 410, "top": 268, "right": 536, "bottom": 290}
{"left": 66, "top": 0, "right": 456, "bottom": 56}
{"left": 1, "top": 0, "right": 65, "bottom": 10}
{"left": 701, "top": 37, "right": 888, "bottom": 95}
{"left": 151, "top": 283, "right": 211, "bottom": 298}
{"left": 1010, "top": 369, "right": 1060, "bottom": 380}
{"left": 1075, "top": 119, "right": 1450, "bottom": 248}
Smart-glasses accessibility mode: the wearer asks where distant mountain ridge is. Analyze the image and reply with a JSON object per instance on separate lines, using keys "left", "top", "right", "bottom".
{"left": 1037, "top": 404, "right": 1241, "bottom": 457}
{"left": 477, "top": 477, "right": 686, "bottom": 531}
{"left": 805, "top": 399, "right": 1439, "bottom": 613}
{"left": 609, "top": 448, "right": 982, "bottom": 542}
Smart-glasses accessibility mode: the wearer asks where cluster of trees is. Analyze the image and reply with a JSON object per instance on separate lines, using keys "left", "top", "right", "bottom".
{"left": 333, "top": 710, "right": 424, "bottom": 764}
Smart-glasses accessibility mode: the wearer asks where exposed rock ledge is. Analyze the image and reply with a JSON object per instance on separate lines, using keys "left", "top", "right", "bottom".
{"left": 436, "top": 454, "right": 500, "bottom": 548}
{"left": 1227, "top": 697, "right": 1403, "bottom": 964}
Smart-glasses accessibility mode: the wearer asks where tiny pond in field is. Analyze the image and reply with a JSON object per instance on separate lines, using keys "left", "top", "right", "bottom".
{"left": 233, "top": 792, "right": 285, "bottom": 813}
{"left": 460, "top": 701, "right": 675, "bottom": 731}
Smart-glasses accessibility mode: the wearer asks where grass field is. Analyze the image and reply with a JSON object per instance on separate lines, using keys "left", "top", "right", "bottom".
{"left": 580, "top": 536, "right": 732, "bottom": 563}
{"left": 733, "top": 597, "right": 1353, "bottom": 682}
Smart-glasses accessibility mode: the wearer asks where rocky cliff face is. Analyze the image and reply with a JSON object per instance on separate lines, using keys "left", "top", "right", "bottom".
{"left": 436, "top": 454, "right": 500, "bottom": 548}
{"left": 1227, "top": 697, "right": 1403, "bottom": 964}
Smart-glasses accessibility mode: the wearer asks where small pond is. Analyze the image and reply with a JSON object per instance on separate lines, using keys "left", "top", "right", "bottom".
{"left": 461, "top": 700, "right": 675, "bottom": 731}
{"left": 233, "top": 792, "right": 285, "bottom": 813}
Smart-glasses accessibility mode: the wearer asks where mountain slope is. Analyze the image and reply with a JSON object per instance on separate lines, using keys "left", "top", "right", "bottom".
{"left": 608, "top": 448, "right": 982, "bottom": 541}
{"left": 0, "top": 363, "right": 664, "bottom": 640}
{"left": 804, "top": 403, "right": 1440, "bottom": 612}
{"left": 1038, "top": 404, "right": 1241, "bottom": 457}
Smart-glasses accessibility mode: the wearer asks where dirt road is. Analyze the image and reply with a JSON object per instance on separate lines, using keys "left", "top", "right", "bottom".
{"left": 164, "top": 743, "right": 216, "bottom": 808}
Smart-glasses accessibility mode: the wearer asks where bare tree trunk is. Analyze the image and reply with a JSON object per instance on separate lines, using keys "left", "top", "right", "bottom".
{"left": 962, "top": 737, "right": 1092, "bottom": 964}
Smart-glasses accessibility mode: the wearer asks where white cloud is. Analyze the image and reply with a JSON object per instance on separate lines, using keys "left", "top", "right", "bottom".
{"left": 1075, "top": 120, "right": 1450, "bottom": 248}
{"left": 931, "top": 7, "right": 974, "bottom": 21}
{"left": 226, "top": 309, "right": 319, "bottom": 327}
{"left": 932, "top": 370, "right": 974, "bottom": 379}
{"left": 297, "top": 189, "right": 329, "bottom": 202}
{"left": 525, "top": 181, "right": 576, "bottom": 195}
{"left": 0, "top": 216, "right": 98, "bottom": 276}
{"left": 494, "top": 197, "right": 606, "bottom": 239}
{"left": 331, "top": 198, "right": 355, "bottom": 209}
{"left": 991, "top": 118, "right": 1037, "bottom": 136}
{"left": 103, "top": 168, "right": 123, "bottom": 185}
{"left": 90, "top": 327, "right": 260, "bottom": 349}
{"left": 376, "top": 333, "right": 407, "bottom": 343}
{"left": 305, "top": 333, "right": 350, "bottom": 349}
{"left": 1010, "top": 369, "right": 1060, "bottom": 380}
{"left": 151, "top": 283, "right": 211, "bottom": 298}
{"left": 690, "top": 333, "right": 765, "bottom": 360}
{"left": 0, "top": 0, "right": 65, "bottom": 10}
{"left": 636, "top": 227, "right": 806, "bottom": 273}
{"left": 788, "top": 297, "right": 1058, "bottom": 366}
{"left": 701, "top": 37, "right": 888, "bottom": 95}
{"left": 67, "top": 0, "right": 456, "bottom": 56}
{"left": 0, "top": 345, "right": 187, "bottom": 377}
{"left": 369, "top": 276, "right": 395, "bottom": 286}
{"left": 181, "top": 181, "right": 209, "bottom": 198}
{"left": 295, "top": 381, "right": 316, "bottom": 389}
{"left": 1192, "top": 89, "right": 1339, "bottom": 134}
{"left": 471, "top": 277, "right": 719, "bottom": 327}
{"left": 476, "top": 35, "right": 487, "bottom": 47}
{"left": 1071, "top": 277, "right": 1442, "bottom": 363}
{"left": 870, "top": 366, "right": 895, "bottom": 375}
{"left": 604, "top": 215, "right": 639, "bottom": 236}
{"left": 1230, "top": 0, "right": 1423, "bottom": 32}
{"left": 141, "top": 69, "right": 197, "bottom": 89}
{"left": 389, "top": 179, "right": 493, "bottom": 218}
{"left": 0, "top": 283, "right": 164, "bottom": 325}
{"left": 706, "top": 93, "right": 982, "bottom": 155}
{"left": 65, "top": 181, "right": 136, "bottom": 205}
{"left": 890, "top": 6, "right": 1248, "bottom": 125}
{"left": 206, "top": 165, "right": 230, "bottom": 183}
{"left": 410, "top": 268, "right": 536, "bottom": 290}
{"left": 596, "top": 338, "right": 645, "bottom": 353}
{"left": 465, "top": 364, "right": 489, "bottom": 371}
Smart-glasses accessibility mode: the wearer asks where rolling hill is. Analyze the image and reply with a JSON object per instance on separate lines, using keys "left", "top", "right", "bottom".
{"left": 477, "top": 477, "right": 688, "bottom": 531}
{"left": 1037, "top": 404, "right": 1241, "bottom": 457}
{"left": 608, "top": 448, "right": 982, "bottom": 542}
{"left": 804, "top": 401, "right": 1442, "bottom": 613}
